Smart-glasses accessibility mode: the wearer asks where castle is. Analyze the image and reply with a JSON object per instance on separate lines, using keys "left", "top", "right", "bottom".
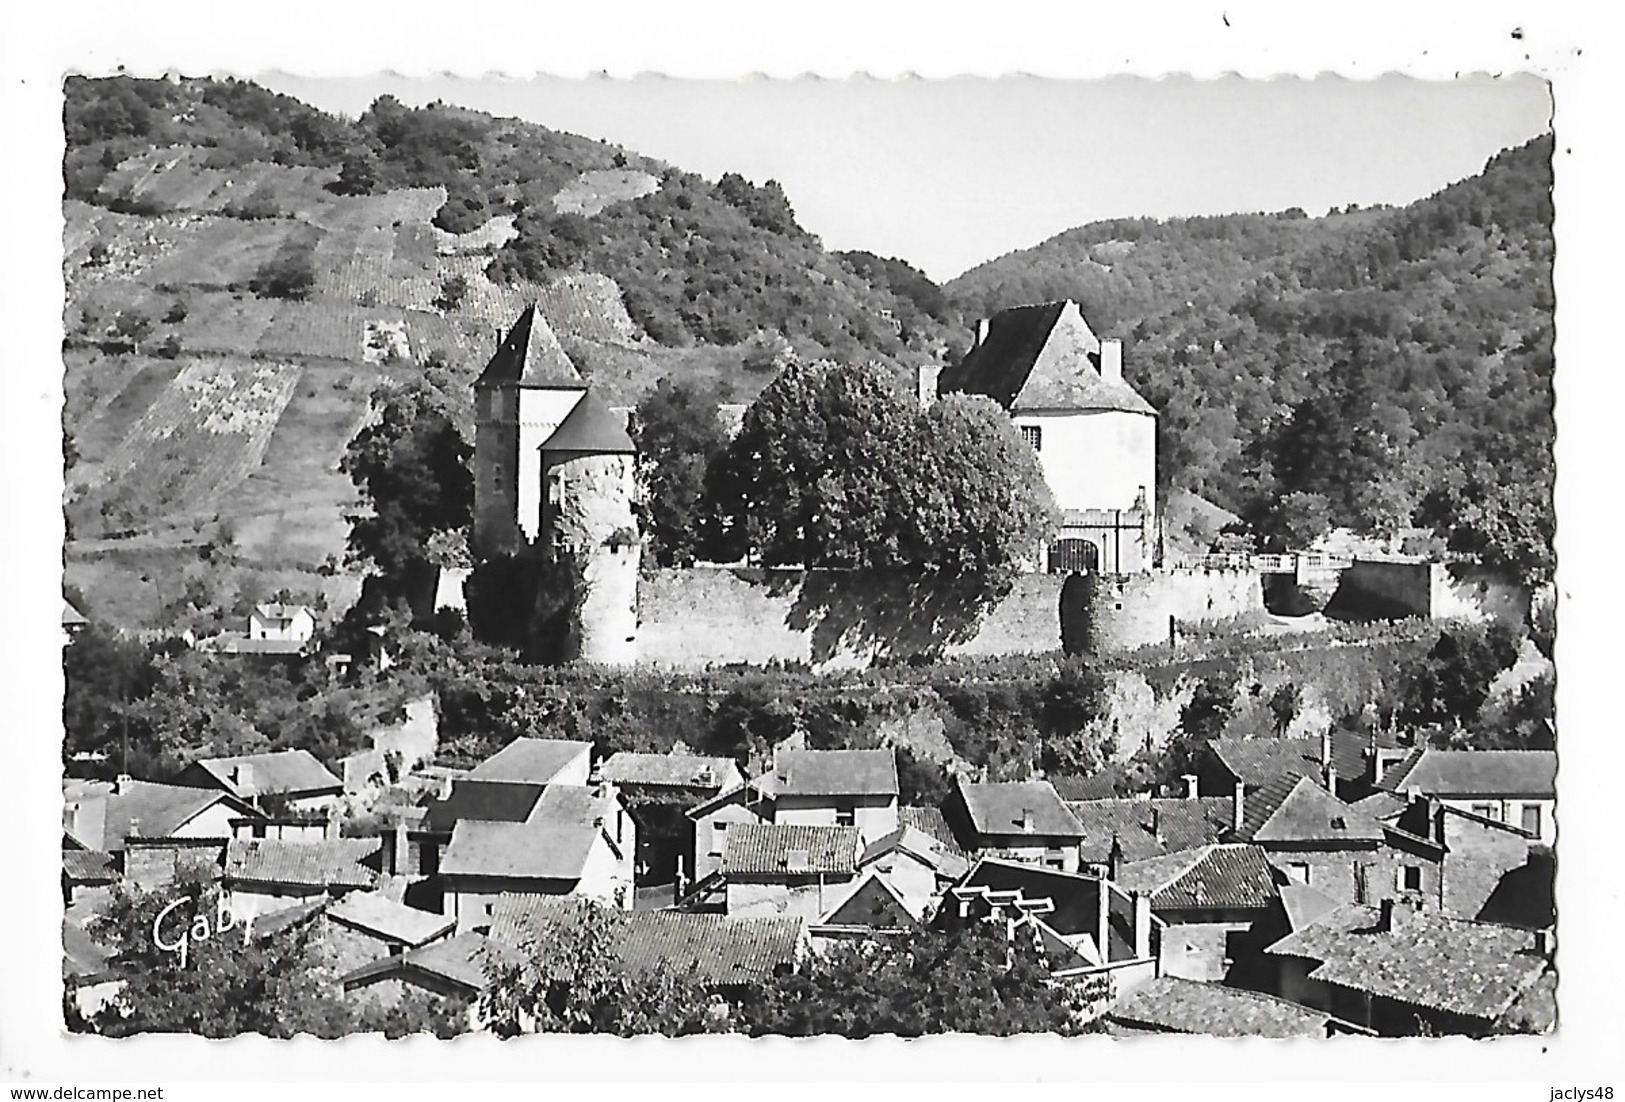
{"left": 469, "top": 301, "right": 1263, "bottom": 666}
{"left": 471, "top": 305, "right": 640, "bottom": 664}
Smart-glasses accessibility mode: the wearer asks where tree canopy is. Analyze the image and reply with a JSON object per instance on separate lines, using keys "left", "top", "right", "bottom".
{"left": 630, "top": 375, "right": 735, "bottom": 566}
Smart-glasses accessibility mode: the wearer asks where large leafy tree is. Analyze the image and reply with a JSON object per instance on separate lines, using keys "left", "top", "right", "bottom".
{"left": 706, "top": 360, "right": 1053, "bottom": 578}
{"left": 341, "top": 380, "right": 473, "bottom": 611}
{"left": 630, "top": 376, "right": 734, "bottom": 566}
{"left": 741, "top": 921, "right": 1094, "bottom": 1037}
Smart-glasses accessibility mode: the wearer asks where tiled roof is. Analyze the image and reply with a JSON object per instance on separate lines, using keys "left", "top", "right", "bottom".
{"left": 1279, "top": 883, "right": 1342, "bottom": 933}
{"left": 1351, "top": 791, "right": 1409, "bottom": 820}
{"left": 224, "top": 837, "right": 380, "bottom": 889}
{"left": 1205, "top": 736, "right": 1322, "bottom": 788}
{"left": 599, "top": 751, "right": 738, "bottom": 789}
{"left": 541, "top": 390, "right": 636, "bottom": 454}
{"left": 189, "top": 749, "right": 343, "bottom": 797}
{"left": 766, "top": 749, "right": 899, "bottom": 798}
{"left": 898, "top": 805, "right": 965, "bottom": 855}
{"left": 98, "top": 781, "right": 251, "bottom": 852}
{"left": 1264, "top": 903, "right": 1551, "bottom": 1021}
{"left": 326, "top": 890, "right": 456, "bottom": 947}
{"left": 62, "top": 849, "right": 116, "bottom": 884}
{"left": 1113, "top": 844, "right": 1278, "bottom": 911}
{"left": 475, "top": 304, "right": 583, "bottom": 389}
{"left": 1108, "top": 976, "right": 1350, "bottom": 1038}
{"left": 342, "top": 931, "right": 514, "bottom": 995}
{"left": 252, "top": 603, "right": 312, "bottom": 621}
{"left": 467, "top": 738, "right": 591, "bottom": 785}
{"left": 488, "top": 894, "right": 802, "bottom": 986}
{"left": 957, "top": 781, "right": 1083, "bottom": 839}
{"left": 1049, "top": 773, "right": 1121, "bottom": 801}
{"left": 420, "top": 779, "right": 545, "bottom": 832}
{"left": 1377, "top": 750, "right": 1556, "bottom": 799}
{"left": 1231, "top": 775, "right": 1386, "bottom": 846}
{"left": 723, "top": 823, "right": 861, "bottom": 877}
{"left": 937, "top": 300, "right": 1156, "bottom": 415}
{"left": 1066, "top": 797, "right": 1233, "bottom": 863}
{"left": 441, "top": 818, "right": 598, "bottom": 881}
{"left": 859, "top": 825, "right": 971, "bottom": 880}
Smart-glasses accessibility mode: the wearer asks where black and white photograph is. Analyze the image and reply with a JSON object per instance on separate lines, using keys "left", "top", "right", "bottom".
{"left": 5, "top": 1, "right": 1617, "bottom": 1089}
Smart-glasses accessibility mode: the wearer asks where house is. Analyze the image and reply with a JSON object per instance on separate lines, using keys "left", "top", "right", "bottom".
{"left": 853, "top": 823, "right": 971, "bottom": 919}
{"left": 439, "top": 784, "right": 635, "bottom": 932}
{"left": 62, "top": 848, "right": 116, "bottom": 908}
{"left": 1227, "top": 773, "right": 1443, "bottom": 908}
{"left": 1262, "top": 896, "right": 1556, "bottom": 1036}
{"left": 322, "top": 890, "right": 458, "bottom": 1003}
{"left": 1196, "top": 728, "right": 1405, "bottom": 803}
{"left": 686, "top": 748, "right": 900, "bottom": 884}
{"left": 598, "top": 750, "right": 745, "bottom": 883}
{"left": 249, "top": 603, "right": 316, "bottom": 644}
{"left": 1376, "top": 749, "right": 1556, "bottom": 844}
{"left": 472, "top": 304, "right": 590, "bottom": 555}
{"left": 943, "top": 779, "right": 1085, "bottom": 872}
{"left": 1065, "top": 793, "right": 1233, "bottom": 872}
{"left": 942, "top": 857, "right": 1159, "bottom": 988}
{"left": 222, "top": 836, "right": 382, "bottom": 922}
{"left": 466, "top": 738, "right": 593, "bottom": 787}
{"left": 929, "top": 300, "right": 1157, "bottom": 573}
{"left": 487, "top": 893, "right": 804, "bottom": 995}
{"left": 340, "top": 930, "right": 512, "bottom": 1006}
{"left": 810, "top": 872, "right": 926, "bottom": 942}
{"left": 1110, "top": 844, "right": 1279, "bottom": 982}
{"left": 64, "top": 776, "right": 261, "bottom": 860}
{"left": 1356, "top": 791, "right": 1548, "bottom": 924}
{"left": 1105, "top": 975, "right": 1367, "bottom": 1038}
{"left": 722, "top": 822, "right": 862, "bottom": 919}
{"left": 174, "top": 749, "right": 344, "bottom": 813}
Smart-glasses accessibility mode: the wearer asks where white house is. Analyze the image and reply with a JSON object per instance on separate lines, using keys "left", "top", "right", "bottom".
{"left": 249, "top": 603, "right": 316, "bottom": 643}
{"left": 927, "top": 300, "right": 1158, "bottom": 574}
{"left": 1376, "top": 749, "right": 1557, "bottom": 845}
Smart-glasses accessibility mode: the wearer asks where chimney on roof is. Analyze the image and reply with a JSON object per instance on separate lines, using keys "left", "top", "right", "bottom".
{"left": 1150, "top": 808, "right": 1163, "bottom": 844}
{"left": 1183, "top": 774, "right": 1199, "bottom": 801}
{"left": 786, "top": 849, "right": 810, "bottom": 874}
{"left": 973, "top": 318, "right": 990, "bottom": 349}
{"left": 1379, "top": 894, "right": 1423, "bottom": 933}
{"left": 325, "top": 802, "right": 342, "bottom": 841}
{"left": 232, "top": 763, "right": 256, "bottom": 797}
{"left": 1320, "top": 729, "right": 1333, "bottom": 770}
{"left": 439, "top": 773, "right": 454, "bottom": 801}
{"left": 114, "top": 773, "right": 132, "bottom": 796}
{"left": 1232, "top": 780, "right": 1245, "bottom": 833}
{"left": 1108, "top": 833, "right": 1124, "bottom": 882}
{"left": 1132, "top": 891, "right": 1153, "bottom": 960}
{"left": 1019, "top": 808, "right": 1035, "bottom": 834}
{"left": 917, "top": 364, "right": 941, "bottom": 410}
{"left": 391, "top": 818, "right": 409, "bottom": 877}
{"left": 1100, "top": 339, "right": 1123, "bottom": 384}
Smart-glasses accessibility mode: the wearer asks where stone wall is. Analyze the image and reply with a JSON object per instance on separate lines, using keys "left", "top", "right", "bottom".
{"left": 1061, "top": 567, "right": 1264, "bottom": 655}
{"left": 637, "top": 568, "right": 1067, "bottom": 670}
{"left": 1333, "top": 559, "right": 1530, "bottom": 625}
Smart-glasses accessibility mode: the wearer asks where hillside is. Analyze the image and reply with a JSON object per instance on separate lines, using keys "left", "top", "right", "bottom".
{"left": 60, "top": 76, "right": 964, "bottom": 629}
{"left": 947, "top": 136, "right": 1555, "bottom": 578}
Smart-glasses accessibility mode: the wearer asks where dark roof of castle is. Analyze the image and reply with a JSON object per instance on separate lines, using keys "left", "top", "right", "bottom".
{"left": 540, "top": 390, "right": 636, "bottom": 454}
{"left": 936, "top": 300, "right": 1155, "bottom": 415}
{"left": 1112, "top": 844, "right": 1278, "bottom": 912}
{"left": 420, "top": 779, "right": 546, "bottom": 832}
{"left": 956, "top": 780, "right": 1084, "bottom": 839}
{"left": 475, "top": 304, "right": 583, "bottom": 389}
{"left": 1065, "top": 797, "right": 1234, "bottom": 863}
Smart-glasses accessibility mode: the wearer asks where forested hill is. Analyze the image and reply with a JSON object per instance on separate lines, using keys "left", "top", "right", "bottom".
{"left": 64, "top": 75, "right": 960, "bottom": 367}
{"left": 947, "top": 136, "right": 1555, "bottom": 580}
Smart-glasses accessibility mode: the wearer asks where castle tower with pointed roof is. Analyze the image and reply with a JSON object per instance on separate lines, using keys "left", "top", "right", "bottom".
{"left": 472, "top": 304, "right": 588, "bottom": 556}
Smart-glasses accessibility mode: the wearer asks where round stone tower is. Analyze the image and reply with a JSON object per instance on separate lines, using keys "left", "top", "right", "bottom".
{"left": 537, "top": 390, "right": 640, "bottom": 664}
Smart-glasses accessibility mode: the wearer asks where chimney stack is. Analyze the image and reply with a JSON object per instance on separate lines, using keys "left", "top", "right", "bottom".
{"left": 1100, "top": 339, "right": 1123, "bottom": 384}
{"left": 233, "top": 763, "right": 256, "bottom": 798}
{"left": 114, "top": 773, "right": 132, "bottom": 796}
{"left": 1232, "top": 780, "right": 1245, "bottom": 833}
{"left": 1108, "top": 833, "right": 1124, "bottom": 882}
{"left": 1380, "top": 894, "right": 1422, "bottom": 933}
{"left": 1020, "top": 808, "right": 1035, "bottom": 834}
{"left": 1182, "top": 774, "right": 1199, "bottom": 801}
{"left": 1150, "top": 808, "right": 1163, "bottom": 844}
{"left": 1132, "top": 892, "right": 1153, "bottom": 959}
{"left": 391, "top": 819, "right": 409, "bottom": 877}
{"left": 973, "top": 319, "right": 990, "bottom": 349}
{"left": 439, "top": 773, "right": 455, "bottom": 801}
{"left": 325, "top": 802, "right": 342, "bottom": 841}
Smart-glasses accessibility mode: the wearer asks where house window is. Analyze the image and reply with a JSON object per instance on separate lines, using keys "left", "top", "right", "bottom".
{"left": 1019, "top": 425, "right": 1042, "bottom": 451}
{"left": 1355, "top": 863, "right": 1373, "bottom": 904}
{"left": 1472, "top": 803, "right": 1498, "bottom": 821}
{"left": 1286, "top": 863, "right": 1310, "bottom": 885}
{"left": 835, "top": 803, "right": 855, "bottom": 827}
{"left": 1402, "top": 865, "right": 1423, "bottom": 892}
{"left": 710, "top": 821, "right": 727, "bottom": 857}
{"left": 1044, "top": 848, "right": 1066, "bottom": 870}
{"left": 1521, "top": 805, "right": 1543, "bottom": 836}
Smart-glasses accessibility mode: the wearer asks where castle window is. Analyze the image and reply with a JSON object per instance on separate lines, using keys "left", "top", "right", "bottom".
{"left": 1019, "top": 425, "right": 1042, "bottom": 451}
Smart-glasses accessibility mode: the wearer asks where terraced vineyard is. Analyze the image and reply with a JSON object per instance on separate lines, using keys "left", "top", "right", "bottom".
{"left": 91, "top": 359, "right": 303, "bottom": 515}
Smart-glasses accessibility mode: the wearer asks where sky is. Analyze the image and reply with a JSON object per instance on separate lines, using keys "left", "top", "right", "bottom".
{"left": 260, "top": 73, "right": 1552, "bottom": 281}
